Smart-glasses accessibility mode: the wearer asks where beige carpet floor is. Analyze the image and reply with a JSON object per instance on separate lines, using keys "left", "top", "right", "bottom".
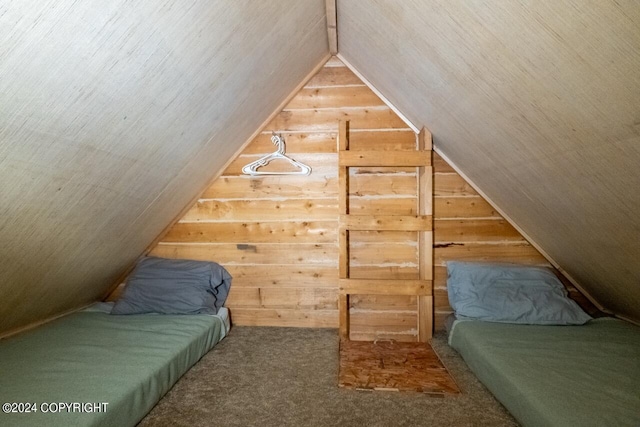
{"left": 138, "top": 327, "right": 517, "bottom": 427}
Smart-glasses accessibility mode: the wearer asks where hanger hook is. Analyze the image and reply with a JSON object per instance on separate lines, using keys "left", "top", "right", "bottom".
{"left": 271, "top": 133, "right": 285, "bottom": 155}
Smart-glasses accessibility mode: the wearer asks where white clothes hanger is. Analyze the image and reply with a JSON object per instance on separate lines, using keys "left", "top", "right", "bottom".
{"left": 242, "top": 134, "right": 311, "bottom": 176}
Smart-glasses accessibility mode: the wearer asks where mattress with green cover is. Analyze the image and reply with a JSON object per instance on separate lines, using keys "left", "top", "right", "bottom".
{"left": 449, "top": 317, "right": 640, "bottom": 427}
{"left": 0, "top": 307, "right": 228, "bottom": 426}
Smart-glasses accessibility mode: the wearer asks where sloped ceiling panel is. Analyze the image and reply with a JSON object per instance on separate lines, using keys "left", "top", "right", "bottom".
{"left": 0, "top": 0, "right": 328, "bottom": 334}
{"left": 338, "top": 1, "right": 640, "bottom": 322}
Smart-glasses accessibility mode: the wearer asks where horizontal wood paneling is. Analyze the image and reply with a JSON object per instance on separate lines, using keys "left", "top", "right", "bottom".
{"left": 265, "top": 108, "right": 408, "bottom": 132}
{"left": 163, "top": 221, "right": 337, "bottom": 243}
{"left": 304, "top": 66, "right": 364, "bottom": 88}
{"left": 434, "top": 197, "right": 499, "bottom": 218}
{"left": 434, "top": 174, "right": 478, "bottom": 196}
{"left": 226, "top": 287, "right": 338, "bottom": 310}
{"left": 349, "top": 130, "right": 416, "bottom": 151}
{"left": 434, "top": 219, "right": 524, "bottom": 242}
{"left": 146, "top": 58, "right": 419, "bottom": 335}
{"left": 286, "top": 86, "right": 385, "bottom": 109}
{"left": 351, "top": 295, "right": 417, "bottom": 311}
{"left": 242, "top": 133, "right": 336, "bottom": 154}
{"left": 350, "top": 197, "right": 417, "bottom": 215}
{"left": 203, "top": 176, "right": 338, "bottom": 199}
{"left": 432, "top": 160, "right": 596, "bottom": 328}
{"left": 349, "top": 174, "right": 416, "bottom": 196}
{"left": 180, "top": 199, "right": 338, "bottom": 222}
{"left": 225, "top": 265, "right": 338, "bottom": 288}
{"left": 350, "top": 266, "right": 419, "bottom": 280}
{"left": 151, "top": 243, "right": 337, "bottom": 265}
{"left": 434, "top": 243, "right": 548, "bottom": 267}
{"left": 230, "top": 308, "right": 338, "bottom": 327}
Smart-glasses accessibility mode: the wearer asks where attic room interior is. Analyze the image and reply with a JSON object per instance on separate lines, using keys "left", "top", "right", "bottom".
{"left": 1, "top": 1, "right": 638, "bottom": 426}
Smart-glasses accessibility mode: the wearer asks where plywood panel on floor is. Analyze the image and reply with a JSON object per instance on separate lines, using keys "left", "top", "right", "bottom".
{"left": 338, "top": 340, "right": 460, "bottom": 394}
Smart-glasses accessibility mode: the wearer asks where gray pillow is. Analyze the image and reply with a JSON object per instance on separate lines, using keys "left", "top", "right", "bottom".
{"left": 446, "top": 261, "right": 591, "bottom": 325}
{"left": 111, "top": 257, "right": 232, "bottom": 315}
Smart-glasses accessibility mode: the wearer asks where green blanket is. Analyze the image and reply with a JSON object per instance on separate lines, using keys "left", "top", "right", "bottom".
{"left": 449, "top": 318, "right": 640, "bottom": 427}
{"left": 0, "top": 311, "right": 224, "bottom": 427}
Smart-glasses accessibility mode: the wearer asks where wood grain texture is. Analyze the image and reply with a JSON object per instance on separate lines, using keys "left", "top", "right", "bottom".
{"left": 338, "top": 340, "right": 460, "bottom": 394}
{"left": 0, "top": 0, "right": 329, "bottom": 335}
{"left": 341, "top": 215, "right": 431, "bottom": 231}
{"left": 340, "top": 151, "right": 431, "bottom": 167}
{"left": 339, "top": 1, "right": 639, "bottom": 322}
{"left": 339, "top": 279, "right": 431, "bottom": 296}
{"left": 145, "top": 58, "right": 421, "bottom": 334}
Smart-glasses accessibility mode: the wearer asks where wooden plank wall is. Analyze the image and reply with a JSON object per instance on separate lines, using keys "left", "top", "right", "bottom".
{"left": 432, "top": 154, "right": 598, "bottom": 330}
{"left": 110, "top": 56, "right": 597, "bottom": 335}
{"left": 146, "top": 57, "right": 421, "bottom": 340}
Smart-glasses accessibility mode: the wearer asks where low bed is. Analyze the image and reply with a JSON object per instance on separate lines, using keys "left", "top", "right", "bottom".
{"left": 0, "top": 303, "right": 230, "bottom": 427}
{"left": 0, "top": 256, "right": 233, "bottom": 427}
{"left": 444, "top": 261, "right": 640, "bottom": 427}
{"left": 448, "top": 317, "right": 640, "bottom": 427}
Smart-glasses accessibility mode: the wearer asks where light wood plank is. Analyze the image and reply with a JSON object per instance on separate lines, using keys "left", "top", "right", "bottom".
{"left": 350, "top": 266, "right": 419, "bottom": 280}
{"left": 349, "top": 332, "right": 417, "bottom": 342}
{"left": 227, "top": 287, "right": 338, "bottom": 309}
{"left": 418, "top": 295, "right": 433, "bottom": 342}
{"left": 265, "top": 108, "right": 407, "bottom": 132}
{"left": 339, "top": 150, "right": 431, "bottom": 167}
{"left": 349, "top": 174, "right": 417, "bottom": 196}
{"left": 349, "top": 130, "right": 417, "bottom": 151}
{"left": 338, "top": 120, "right": 349, "bottom": 284}
{"left": 417, "top": 129, "right": 433, "bottom": 341}
{"left": 432, "top": 153, "right": 456, "bottom": 173}
{"left": 350, "top": 243, "right": 417, "bottom": 266}
{"left": 305, "top": 66, "right": 364, "bottom": 87}
{"left": 434, "top": 219, "right": 525, "bottom": 242}
{"left": 339, "top": 279, "right": 432, "bottom": 295}
{"left": 286, "top": 86, "right": 385, "bottom": 109}
{"left": 181, "top": 199, "right": 338, "bottom": 222}
{"left": 350, "top": 311, "right": 417, "bottom": 339}
{"left": 163, "top": 221, "right": 337, "bottom": 243}
{"left": 434, "top": 197, "right": 500, "bottom": 219}
{"left": 225, "top": 265, "right": 338, "bottom": 288}
{"left": 349, "top": 197, "right": 417, "bottom": 216}
{"left": 350, "top": 295, "right": 417, "bottom": 311}
{"left": 350, "top": 230, "right": 418, "bottom": 243}
{"left": 434, "top": 174, "right": 478, "bottom": 196}
{"left": 231, "top": 308, "right": 338, "bottom": 328}
{"left": 339, "top": 229, "right": 349, "bottom": 278}
{"left": 151, "top": 243, "right": 337, "bottom": 265}
{"left": 418, "top": 127, "right": 433, "bottom": 151}
{"left": 243, "top": 132, "right": 336, "bottom": 154}
{"left": 204, "top": 176, "right": 338, "bottom": 199}
{"left": 341, "top": 214, "right": 432, "bottom": 231}
{"left": 434, "top": 243, "right": 548, "bottom": 266}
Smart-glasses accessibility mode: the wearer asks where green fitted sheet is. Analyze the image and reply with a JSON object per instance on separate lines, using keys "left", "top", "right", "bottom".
{"left": 449, "top": 318, "right": 640, "bottom": 427}
{"left": 0, "top": 311, "right": 224, "bottom": 427}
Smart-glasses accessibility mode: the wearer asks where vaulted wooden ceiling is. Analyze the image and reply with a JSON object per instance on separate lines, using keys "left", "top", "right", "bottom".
{"left": 1, "top": 0, "right": 638, "bottom": 335}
